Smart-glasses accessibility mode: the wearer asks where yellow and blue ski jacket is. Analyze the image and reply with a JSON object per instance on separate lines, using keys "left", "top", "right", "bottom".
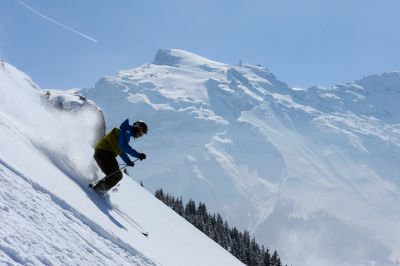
{"left": 95, "top": 119, "right": 140, "bottom": 164}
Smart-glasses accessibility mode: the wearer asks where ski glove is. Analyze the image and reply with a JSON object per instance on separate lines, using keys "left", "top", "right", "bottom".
{"left": 127, "top": 160, "right": 135, "bottom": 167}
{"left": 138, "top": 153, "right": 147, "bottom": 161}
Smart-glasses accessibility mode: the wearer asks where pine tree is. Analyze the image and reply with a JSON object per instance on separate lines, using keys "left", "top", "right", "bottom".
{"left": 242, "top": 230, "right": 251, "bottom": 264}
{"left": 174, "top": 197, "right": 184, "bottom": 216}
{"left": 196, "top": 203, "right": 208, "bottom": 231}
{"left": 216, "top": 214, "right": 226, "bottom": 248}
{"left": 250, "top": 237, "right": 260, "bottom": 266}
{"left": 184, "top": 199, "right": 197, "bottom": 225}
{"left": 155, "top": 189, "right": 164, "bottom": 201}
{"left": 264, "top": 247, "right": 271, "bottom": 266}
{"left": 224, "top": 221, "right": 232, "bottom": 250}
{"left": 258, "top": 246, "right": 266, "bottom": 266}
{"left": 230, "top": 227, "right": 240, "bottom": 258}
{"left": 271, "top": 250, "right": 281, "bottom": 266}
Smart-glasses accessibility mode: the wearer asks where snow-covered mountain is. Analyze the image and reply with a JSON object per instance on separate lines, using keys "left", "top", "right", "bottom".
{"left": 0, "top": 62, "right": 243, "bottom": 265}
{"left": 82, "top": 49, "right": 400, "bottom": 266}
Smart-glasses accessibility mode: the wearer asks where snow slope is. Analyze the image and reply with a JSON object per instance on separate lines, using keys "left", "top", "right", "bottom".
{"left": 0, "top": 62, "right": 243, "bottom": 266}
{"left": 82, "top": 49, "right": 400, "bottom": 266}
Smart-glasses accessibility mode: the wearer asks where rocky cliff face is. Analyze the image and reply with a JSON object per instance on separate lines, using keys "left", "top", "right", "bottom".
{"left": 43, "top": 89, "right": 106, "bottom": 143}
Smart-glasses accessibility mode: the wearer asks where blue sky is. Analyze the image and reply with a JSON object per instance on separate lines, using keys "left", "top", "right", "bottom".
{"left": 1, "top": 0, "right": 400, "bottom": 89}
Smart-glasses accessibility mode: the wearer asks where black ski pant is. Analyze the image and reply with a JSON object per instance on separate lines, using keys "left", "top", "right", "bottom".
{"left": 93, "top": 149, "right": 123, "bottom": 192}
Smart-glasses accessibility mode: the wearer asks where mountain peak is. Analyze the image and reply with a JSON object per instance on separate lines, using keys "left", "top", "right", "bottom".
{"left": 152, "top": 48, "right": 225, "bottom": 68}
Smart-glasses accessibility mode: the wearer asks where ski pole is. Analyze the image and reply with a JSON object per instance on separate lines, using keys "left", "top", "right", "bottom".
{"left": 89, "top": 158, "right": 141, "bottom": 188}
{"left": 105, "top": 165, "right": 128, "bottom": 179}
{"left": 103, "top": 158, "right": 140, "bottom": 180}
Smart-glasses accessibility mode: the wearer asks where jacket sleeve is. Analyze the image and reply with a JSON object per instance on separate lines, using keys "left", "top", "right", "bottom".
{"left": 119, "top": 151, "right": 131, "bottom": 165}
{"left": 118, "top": 119, "right": 141, "bottom": 162}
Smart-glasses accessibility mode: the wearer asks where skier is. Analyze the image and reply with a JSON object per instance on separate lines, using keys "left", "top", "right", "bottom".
{"left": 92, "top": 119, "right": 147, "bottom": 193}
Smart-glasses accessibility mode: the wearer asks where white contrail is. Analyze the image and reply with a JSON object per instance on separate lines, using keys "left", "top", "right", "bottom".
{"left": 15, "top": 0, "right": 98, "bottom": 43}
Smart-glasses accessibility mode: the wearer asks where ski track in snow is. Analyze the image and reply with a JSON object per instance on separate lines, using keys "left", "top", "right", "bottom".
{"left": 0, "top": 161, "right": 157, "bottom": 266}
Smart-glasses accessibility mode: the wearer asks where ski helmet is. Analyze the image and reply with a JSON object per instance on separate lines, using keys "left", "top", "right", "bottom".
{"left": 133, "top": 120, "right": 148, "bottom": 134}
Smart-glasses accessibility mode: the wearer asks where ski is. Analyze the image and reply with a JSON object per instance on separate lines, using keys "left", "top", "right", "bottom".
{"left": 88, "top": 184, "right": 149, "bottom": 237}
{"left": 88, "top": 181, "right": 101, "bottom": 189}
